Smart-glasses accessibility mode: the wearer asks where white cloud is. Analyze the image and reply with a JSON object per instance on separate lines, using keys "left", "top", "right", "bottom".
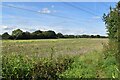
{"left": 38, "top": 8, "right": 51, "bottom": 14}
{"left": 0, "top": 25, "right": 37, "bottom": 34}
{"left": 57, "top": 28, "right": 85, "bottom": 35}
{"left": 0, "top": 25, "right": 15, "bottom": 34}
{"left": 5, "top": 3, "right": 57, "bottom": 14}
{"left": 0, "top": 26, "right": 8, "bottom": 29}
{"left": 0, "top": 25, "right": 15, "bottom": 30}
{"left": 37, "top": 25, "right": 86, "bottom": 35}
{"left": 0, "top": 25, "right": 106, "bottom": 36}
{"left": 38, "top": 7, "right": 57, "bottom": 14}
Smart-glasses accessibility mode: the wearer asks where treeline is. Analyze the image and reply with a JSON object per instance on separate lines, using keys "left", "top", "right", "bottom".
{"left": 1, "top": 29, "right": 107, "bottom": 40}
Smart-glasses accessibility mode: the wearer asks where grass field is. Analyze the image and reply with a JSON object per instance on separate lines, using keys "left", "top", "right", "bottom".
{"left": 2, "top": 38, "right": 118, "bottom": 79}
{"left": 2, "top": 38, "right": 107, "bottom": 58}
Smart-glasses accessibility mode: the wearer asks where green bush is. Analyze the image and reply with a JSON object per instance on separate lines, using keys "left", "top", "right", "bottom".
{"left": 32, "top": 57, "right": 73, "bottom": 80}
{"left": 2, "top": 54, "right": 34, "bottom": 80}
{"left": 102, "top": 42, "right": 119, "bottom": 78}
{"left": 2, "top": 54, "right": 74, "bottom": 80}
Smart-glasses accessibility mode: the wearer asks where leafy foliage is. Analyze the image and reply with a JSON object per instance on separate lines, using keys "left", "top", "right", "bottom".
{"left": 2, "top": 54, "right": 73, "bottom": 80}
{"left": 103, "top": 1, "right": 120, "bottom": 78}
{"left": 103, "top": 1, "right": 120, "bottom": 39}
{"left": 2, "top": 54, "right": 33, "bottom": 80}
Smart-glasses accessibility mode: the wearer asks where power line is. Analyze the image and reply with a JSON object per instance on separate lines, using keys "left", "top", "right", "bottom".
{"left": 1, "top": 3, "right": 103, "bottom": 30}
{"left": 62, "top": 2, "right": 100, "bottom": 17}
{"left": 2, "top": 3, "right": 100, "bottom": 25}
{"left": 1, "top": 4, "right": 73, "bottom": 20}
{"left": 2, "top": 4, "right": 97, "bottom": 24}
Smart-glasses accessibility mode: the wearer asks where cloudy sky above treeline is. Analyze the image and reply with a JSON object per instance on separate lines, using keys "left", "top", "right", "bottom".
{"left": 1, "top": 2, "right": 116, "bottom": 35}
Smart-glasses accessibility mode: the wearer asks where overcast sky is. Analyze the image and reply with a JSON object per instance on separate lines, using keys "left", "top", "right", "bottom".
{"left": 1, "top": 2, "right": 117, "bottom": 35}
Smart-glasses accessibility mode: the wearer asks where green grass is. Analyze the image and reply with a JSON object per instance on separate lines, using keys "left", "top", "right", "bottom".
{"left": 2, "top": 38, "right": 118, "bottom": 79}
{"left": 2, "top": 38, "right": 107, "bottom": 58}
{"left": 59, "top": 51, "right": 118, "bottom": 78}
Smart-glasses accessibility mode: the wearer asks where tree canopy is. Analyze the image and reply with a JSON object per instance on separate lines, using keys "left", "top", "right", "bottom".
{"left": 1, "top": 29, "right": 107, "bottom": 40}
{"left": 2, "top": 32, "right": 10, "bottom": 39}
{"left": 103, "top": 1, "right": 120, "bottom": 39}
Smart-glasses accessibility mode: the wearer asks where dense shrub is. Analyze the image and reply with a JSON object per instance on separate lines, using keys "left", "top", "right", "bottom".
{"left": 102, "top": 41, "right": 119, "bottom": 78}
{"left": 2, "top": 54, "right": 34, "bottom": 80}
{"left": 2, "top": 54, "right": 74, "bottom": 80}
{"left": 32, "top": 58, "right": 73, "bottom": 80}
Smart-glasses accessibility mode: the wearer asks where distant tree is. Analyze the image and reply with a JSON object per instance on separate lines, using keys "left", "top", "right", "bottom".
{"left": 32, "top": 30, "right": 42, "bottom": 34}
{"left": 64, "top": 35, "right": 77, "bottom": 38}
{"left": 81, "top": 35, "right": 90, "bottom": 38}
{"left": 31, "top": 30, "right": 44, "bottom": 39}
{"left": 2, "top": 29, "right": 107, "bottom": 40}
{"left": 2, "top": 32, "right": 10, "bottom": 39}
{"left": 12, "top": 29, "right": 23, "bottom": 39}
{"left": 100, "top": 36, "right": 107, "bottom": 38}
{"left": 96, "top": 35, "right": 100, "bottom": 38}
{"left": 76, "top": 35, "right": 80, "bottom": 38}
{"left": 43, "top": 30, "right": 57, "bottom": 39}
{"left": 91, "top": 35, "right": 95, "bottom": 38}
{"left": 68, "top": 35, "right": 75, "bottom": 38}
{"left": 57, "top": 33, "right": 64, "bottom": 38}
{"left": 64, "top": 35, "right": 69, "bottom": 38}
{"left": 37, "top": 33, "right": 44, "bottom": 39}
{"left": 31, "top": 33, "right": 37, "bottom": 39}
{"left": 21, "top": 32, "right": 31, "bottom": 39}
{"left": 0, "top": 35, "right": 2, "bottom": 40}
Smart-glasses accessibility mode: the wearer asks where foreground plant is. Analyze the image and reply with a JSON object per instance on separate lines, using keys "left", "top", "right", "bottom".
{"left": 2, "top": 53, "right": 74, "bottom": 80}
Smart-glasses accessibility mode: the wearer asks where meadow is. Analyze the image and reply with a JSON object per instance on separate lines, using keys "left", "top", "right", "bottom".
{"left": 2, "top": 38, "right": 118, "bottom": 79}
{"left": 2, "top": 38, "right": 107, "bottom": 58}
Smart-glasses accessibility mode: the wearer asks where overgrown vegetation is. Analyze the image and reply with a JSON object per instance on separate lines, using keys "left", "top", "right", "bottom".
{"left": 2, "top": 53, "right": 73, "bottom": 80}
{"left": 59, "top": 51, "right": 118, "bottom": 78}
{"left": 103, "top": 1, "right": 120, "bottom": 78}
{"left": 2, "top": 38, "right": 118, "bottom": 79}
{"left": 2, "top": 38, "right": 107, "bottom": 79}
{"left": 2, "top": 1, "right": 120, "bottom": 79}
